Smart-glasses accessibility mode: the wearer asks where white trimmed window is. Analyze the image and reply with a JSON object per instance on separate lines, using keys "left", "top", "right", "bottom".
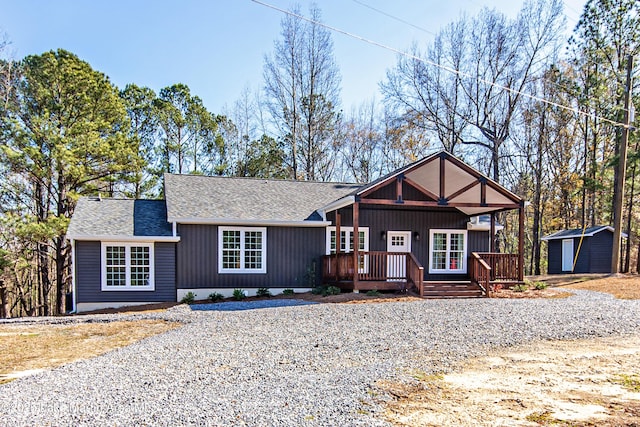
{"left": 429, "top": 230, "right": 467, "bottom": 274}
{"left": 326, "top": 227, "right": 369, "bottom": 255}
{"left": 218, "top": 227, "right": 267, "bottom": 274}
{"left": 101, "top": 243, "right": 154, "bottom": 291}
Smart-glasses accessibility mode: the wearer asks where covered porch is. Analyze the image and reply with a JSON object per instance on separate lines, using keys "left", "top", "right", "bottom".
{"left": 319, "top": 151, "right": 524, "bottom": 298}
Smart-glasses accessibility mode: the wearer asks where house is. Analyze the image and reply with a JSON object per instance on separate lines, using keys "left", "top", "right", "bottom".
{"left": 67, "top": 151, "right": 525, "bottom": 312}
{"left": 541, "top": 225, "right": 625, "bottom": 274}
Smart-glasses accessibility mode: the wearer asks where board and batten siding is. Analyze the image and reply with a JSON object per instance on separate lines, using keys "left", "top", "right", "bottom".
{"left": 176, "top": 224, "right": 325, "bottom": 289}
{"left": 74, "top": 241, "right": 176, "bottom": 303}
{"left": 547, "top": 231, "right": 614, "bottom": 274}
{"left": 328, "top": 206, "right": 490, "bottom": 281}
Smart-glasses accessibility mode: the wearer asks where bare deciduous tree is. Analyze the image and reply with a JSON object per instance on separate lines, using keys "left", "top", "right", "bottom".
{"left": 263, "top": 4, "right": 341, "bottom": 181}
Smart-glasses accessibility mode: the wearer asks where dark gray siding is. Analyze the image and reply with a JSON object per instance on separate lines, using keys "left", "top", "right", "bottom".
{"left": 547, "top": 240, "right": 562, "bottom": 274}
{"left": 75, "top": 241, "right": 176, "bottom": 303}
{"left": 176, "top": 224, "right": 325, "bottom": 289}
{"left": 331, "top": 206, "right": 489, "bottom": 281}
{"left": 574, "top": 238, "right": 592, "bottom": 273}
{"left": 589, "top": 232, "right": 613, "bottom": 273}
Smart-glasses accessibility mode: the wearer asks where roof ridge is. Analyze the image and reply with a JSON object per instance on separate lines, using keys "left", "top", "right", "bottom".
{"left": 164, "top": 173, "right": 362, "bottom": 186}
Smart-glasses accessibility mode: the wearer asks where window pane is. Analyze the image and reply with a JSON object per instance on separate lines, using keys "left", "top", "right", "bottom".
{"left": 130, "top": 246, "right": 150, "bottom": 286}
{"left": 432, "top": 252, "right": 446, "bottom": 270}
{"left": 106, "top": 246, "right": 126, "bottom": 286}
{"left": 391, "top": 235, "right": 404, "bottom": 247}
{"left": 222, "top": 230, "right": 241, "bottom": 269}
{"left": 450, "top": 233, "right": 464, "bottom": 251}
{"left": 358, "top": 231, "right": 365, "bottom": 250}
{"left": 340, "top": 231, "right": 347, "bottom": 252}
{"left": 450, "top": 251, "right": 463, "bottom": 270}
{"left": 330, "top": 230, "right": 336, "bottom": 253}
{"left": 433, "top": 233, "right": 447, "bottom": 251}
{"left": 244, "top": 231, "right": 263, "bottom": 269}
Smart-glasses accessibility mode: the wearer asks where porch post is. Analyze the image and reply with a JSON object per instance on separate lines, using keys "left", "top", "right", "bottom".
{"left": 353, "top": 200, "right": 359, "bottom": 291}
{"left": 334, "top": 212, "right": 341, "bottom": 281}
{"left": 518, "top": 205, "right": 524, "bottom": 282}
{"left": 490, "top": 212, "right": 496, "bottom": 253}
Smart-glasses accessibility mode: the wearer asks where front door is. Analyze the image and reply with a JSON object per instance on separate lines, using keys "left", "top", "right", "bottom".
{"left": 562, "top": 239, "right": 574, "bottom": 272}
{"left": 386, "top": 231, "right": 411, "bottom": 281}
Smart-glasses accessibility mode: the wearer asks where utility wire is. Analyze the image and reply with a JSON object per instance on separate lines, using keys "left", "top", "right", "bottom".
{"left": 350, "top": 0, "right": 581, "bottom": 98}
{"left": 251, "top": 0, "right": 631, "bottom": 129}
{"left": 350, "top": 0, "right": 437, "bottom": 37}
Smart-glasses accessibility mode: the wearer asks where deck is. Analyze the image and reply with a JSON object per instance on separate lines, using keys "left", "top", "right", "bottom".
{"left": 322, "top": 251, "right": 522, "bottom": 298}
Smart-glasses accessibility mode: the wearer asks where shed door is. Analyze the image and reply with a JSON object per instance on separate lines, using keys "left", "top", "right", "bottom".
{"left": 386, "top": 231, "right": 411, "bottom": 281}
{"left": 562, "top": 239, "right": 574, "bottom": 272}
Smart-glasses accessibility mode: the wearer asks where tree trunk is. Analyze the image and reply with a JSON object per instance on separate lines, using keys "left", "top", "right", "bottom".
{"left": 0, "top": 282, "right": 9, "bottom": 319}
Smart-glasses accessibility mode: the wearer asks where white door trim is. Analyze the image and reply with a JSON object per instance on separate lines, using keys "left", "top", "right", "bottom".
{"left": 562, "top": 239, "right": 574, "bottom": 272}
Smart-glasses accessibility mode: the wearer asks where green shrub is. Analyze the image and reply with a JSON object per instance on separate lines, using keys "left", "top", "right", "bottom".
{"left": 180, "top": 291, "right": 195, "bottom": 304}
{"left": 311, "top": 286, "right": 325, "bottom": 295}
{"left": 208, "top": 292, "right": 224, "bottom": 302}
{"left": 256, "top": 287, "right": 272, "bottom": 298}
{"left": 366, "top": 289, "right": 381, "bottom": 296}
{"left": 534, "top": 281, "right": 548, "bottom": 290}
{"left": 232, "top": 289, "right": 246, "bottom": 300}
{"left": 282, "top": 288, "right": 295, "bottom": 295}
{"left": 512, "top": 283, "right": 528, "bottom": 292}
{"left": 322, "top": 286, "right": 341, "bottom": 296}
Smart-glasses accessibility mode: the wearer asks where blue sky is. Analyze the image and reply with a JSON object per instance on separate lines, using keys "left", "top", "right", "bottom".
{"left": 1, "top": 0, "right": 586, "bottom": 114}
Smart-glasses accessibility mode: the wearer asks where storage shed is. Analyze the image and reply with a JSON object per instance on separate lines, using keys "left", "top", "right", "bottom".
{"left": 541, "top": 226, "right": 624, "bottom": 274}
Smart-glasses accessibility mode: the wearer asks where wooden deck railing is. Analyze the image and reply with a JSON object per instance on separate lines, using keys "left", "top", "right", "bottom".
{"left": 473, "top": 252, "right": 520, "bottom": 282}
{"left": 322, "top": 251, "right": 424, "bottom": 292}
{"left": 470, "top": 252, "right": 491, "bottom": 296}
{"left": 407, "top": 253, "right": 425, "bottom": 295}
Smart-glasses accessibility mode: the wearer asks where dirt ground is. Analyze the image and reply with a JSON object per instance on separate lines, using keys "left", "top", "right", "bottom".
{"left": 379, "top": 334, "right": 640, "bottom": 426}
{"left": 379, "top": 275, "right": 640, "bottom": 426}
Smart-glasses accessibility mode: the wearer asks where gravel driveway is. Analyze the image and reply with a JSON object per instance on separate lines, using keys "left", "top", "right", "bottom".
{"left": 1, "top": 290, "right": 639, "bottom": 426}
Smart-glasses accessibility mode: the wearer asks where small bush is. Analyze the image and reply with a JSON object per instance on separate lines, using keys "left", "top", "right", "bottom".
{"left": 366, "top": 289, "right": 381, "bottom": 296}
{"left": 534, "top": 281, "right": 548, "bottom": 290}
{"left": 180, "top": 291, "right": 195, "bottom": 304}
{"left": 322, "top": 286, "right": 341, "bottom": 296}
{"left": 512, "top": 283, "right": 528, "bottom": 293}
{"left": 208, "top": 292, "right": 224, "bottom": 302}
{"left": 311, "top": 286, "right": 325, "bottom": 295}
{"left": 282, "top": 288, "right": 295, "bottom": 295}
{"left": 232, "top": 289, "right": 246, "bottom": 300}
{"left": 256, "top": 287, "right": 272, "bottom": 298}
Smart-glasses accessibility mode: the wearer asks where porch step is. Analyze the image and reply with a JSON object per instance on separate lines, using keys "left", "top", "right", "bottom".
{"left": 421, "top": 281, "right": 486, "bottom": 298}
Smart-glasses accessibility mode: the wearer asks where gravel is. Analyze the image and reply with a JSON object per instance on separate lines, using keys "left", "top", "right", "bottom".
{"left": 1, "top": 290, "right": 639, "bottom": 426}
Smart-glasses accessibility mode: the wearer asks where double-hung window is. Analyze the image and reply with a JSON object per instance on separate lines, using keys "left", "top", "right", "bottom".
{"left": 102, "top": 243, "right": 154, "bottom": 291}
{"left": 326, "top": 227, "right": 369, "bottom": 254}
{"left": 218, "top": 227, "right": 267, "bottom": 274}
{"left": 429, "top": 230, "right": 467, "bottom": 274}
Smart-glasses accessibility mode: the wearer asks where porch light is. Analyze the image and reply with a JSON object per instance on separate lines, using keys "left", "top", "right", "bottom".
{"left": 414, "top": 231, "right": 420, "bottom": 241}
{"left": 381, "top": 231, "right": 386, "bottom": 240}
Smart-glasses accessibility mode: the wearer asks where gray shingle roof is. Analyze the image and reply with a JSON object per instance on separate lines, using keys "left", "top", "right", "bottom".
{"left": 541, "top": 225, "right": 616, "bottom": 241}
{"left": 164, "top": 174, "right": 362, "bottom": 222}
{"left": 67, "top": 198, "right": 173, "bottom": 238}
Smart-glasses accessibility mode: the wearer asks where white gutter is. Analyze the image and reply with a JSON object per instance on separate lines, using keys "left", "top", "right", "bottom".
{"left": 172, "top": 222, "right": 177, "bottom": 237}
{"left": 67, "top": 234, "right": 181, "bottom": 242}
{"left": 316, "top": 195, "right": 356, "bottom": 220}
{"left": 166, "top": 218, "right": 331, "bottom": 227}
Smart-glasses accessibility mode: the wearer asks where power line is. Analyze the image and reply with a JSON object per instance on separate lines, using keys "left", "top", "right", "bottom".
{"left": 350, "top": 0, "right": 437, "bottom": 37}
{"left": 251, "top": 0, "right": 631, "bottom": 129}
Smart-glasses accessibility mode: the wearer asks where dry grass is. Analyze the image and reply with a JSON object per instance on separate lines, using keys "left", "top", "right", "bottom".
{"left": 563, "top": 274, "right": 640, "bottom": 299}
{"left": 0, "top": 320, "right": 180, "bottom": 381}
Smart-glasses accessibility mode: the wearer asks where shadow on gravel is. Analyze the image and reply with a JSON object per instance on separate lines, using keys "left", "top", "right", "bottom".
{"left": 189, "top": 299, "right": 318, "bottom": 312}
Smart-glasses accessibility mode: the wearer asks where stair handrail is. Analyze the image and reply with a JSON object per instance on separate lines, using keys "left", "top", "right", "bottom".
{"left": 470, "top": 252, "right": 492, "bottom": 297}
